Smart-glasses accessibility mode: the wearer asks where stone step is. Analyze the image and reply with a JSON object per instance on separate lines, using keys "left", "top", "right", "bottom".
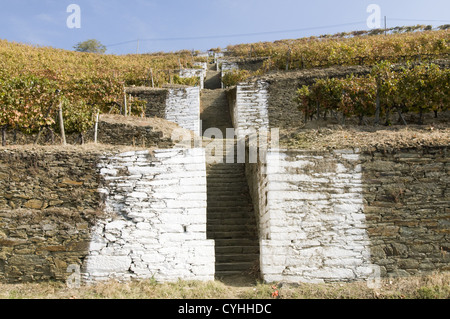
{"left": 208, "top": 205, "right": 253, "bottom": 211}
{"left": 207, "top": 164, "right": 245, "bottom": 169}
{"left": 208, "top": 218, "right": 257, "bottom": 226}
{"left": 213, "top": 238, "right": 259, "bottom": 246}
{"left": 208, "top": 172, "right": 245, "bottom": 178}
{"left": 208, "top": 224, "right": 257, "bottom": 232}
{"left": 206, "top": 177, "right": 248, "bottom": 184}
{"left": 215, "top": 270, "right": 253, "bottom": 277}
{"left": 207, "top": 172, "right": 246, "bottom": 178}
{"left": 204, "top": 72, "right": 222, "bottom": 90}
{"left": 207, "top": 164, "right": 245, "bottom": 170}
{"left": 214, "top": 252, "right": 259, "bottom": 262}
{"left": 207, "top": 193, "right": 250, "bottom": 199}
{"left": 215, "top": 245, "right": 260, "bottom": 255}
{"left": 206, "top": 187, "right": 248, "bottom": 193}
{"left": 208, "top": 224, "right": 256, "bottom": 232}
{"left": 207, "top": 231, "right": 257, "bottom": 239}
{"left": 215, "top": 254, "right": 259, "bottom": 263}
{"left": 208, "top": 209, "right": 255, "bottom": 215}
{"left": 207, "top": 194, "right": 250, "bottom": 201}
{"left": 207, "top": 187, "right": 250, "bottom": 193}
{"left": 207, "top": 196, "right": 250, "bottom": 202}
{"left": 215, "top": 262, "right": 257, "bottom": 272}
{"left": 207, "top": 206, "right": 253, "bottom": 213}
{"left": 206, "top": 187, "right": 249, "bottom": 194}
{"left": 206, "top": 175, "right": 246, "bottom": 181}
{"left": 208, "top": 220, "right": 255, "bottom": 227}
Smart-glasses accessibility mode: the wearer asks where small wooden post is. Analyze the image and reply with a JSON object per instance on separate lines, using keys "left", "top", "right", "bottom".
{"left": 150, "top": 68, "right": 155, "bottom": 88}
{"left": 124, "top": 89, "right": 128, "bottom": 116}
{"left": 58, "top": 101, "right": 66, "bottom": 146}
{"left": 286, "top": 48, "right": 291, "bottom": 71}
{"left": 94, "top": 111, "right": 100, "bottom": 143}
{"left": 128, "top": 94, "right": 132, "bottom": 115}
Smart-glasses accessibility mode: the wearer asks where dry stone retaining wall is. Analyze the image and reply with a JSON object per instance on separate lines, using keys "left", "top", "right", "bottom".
{"left": 0, "top": 147, "right": 213, "bottom": 283}
{"left": 165, "top": 86, "right": 201, "bottom": 136}
{"left": 127, "top": 86, "right": 201, "bottom": 136}
{"left": 178, "top": 68, "right": 206, "bottom": 89}
{"left": 246, "top": 146, "right": 449, "bottom": 283}
{"left": 84, "top": 148, "right": 213, "bottom": 283}
{"left": 2, "top": 120, "right": 174, "bottom": 149}
{"left": 228, "top": 80, "right": 269, "bottom": 140}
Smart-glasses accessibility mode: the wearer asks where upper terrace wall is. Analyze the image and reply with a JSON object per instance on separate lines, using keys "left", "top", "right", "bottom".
{"left": 126, "top": 85, "right": 201, "bottom": 136}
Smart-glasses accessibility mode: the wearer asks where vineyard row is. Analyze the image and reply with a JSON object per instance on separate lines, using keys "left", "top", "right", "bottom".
{"left": 296, "top": 61, "right": 449, "bottom": 125}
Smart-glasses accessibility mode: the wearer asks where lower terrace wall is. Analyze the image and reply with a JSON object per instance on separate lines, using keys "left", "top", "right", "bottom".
{"left": 2, "top": 119, "right": 175, "bottom": 149}
{"left": 246, "top": 146, "right": 449, "bottom": 283}
{"left": 0, "top": 147, "right": 213, "bottom": 283}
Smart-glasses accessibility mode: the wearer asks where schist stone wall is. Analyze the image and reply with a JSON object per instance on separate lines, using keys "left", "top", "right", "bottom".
{"left": 228, "top": 66, "right": 372, "bottom": 131}
{"left": 246, "top": 146, "right": 449, "bottom": 283}
{"left": 84, "top": 148, "right": 213, "bottom": 283}
{"left": 126, "top": 86, "right": 201, "bottom": 136}
{"left": 165, "top": 86, "right": 201, "bottom": 137}
{"left": 227, "top": 80, "right": 270, "bottom": 140}
{"left": 0, "top": 147, "right": 214, "bottom": 283}
{"left": 178, "top": 68, "right": 206, "bottom": 89}
{"left": 2, "top": 119, "right": 175, "bottom": 149}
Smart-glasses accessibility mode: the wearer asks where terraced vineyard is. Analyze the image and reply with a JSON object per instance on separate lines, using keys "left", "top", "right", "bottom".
{"left": 227, "top": 29, "right": 449, "bottom": 71}
{"left": 0, "top": 40, "right": 204, "bottom": 142}
{"left": 0, "top": 28, "right": 448, "bottom": 145}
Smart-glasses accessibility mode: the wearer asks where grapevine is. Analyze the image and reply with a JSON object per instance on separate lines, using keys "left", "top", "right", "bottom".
{"left": 296, "top": 62, "right": 449, "bottom": 125}
{"left": 228, "top": 29, "right": 449, "bottom": 73}
{"left": 0, "top": 40, "right": 205, "bottom": 144}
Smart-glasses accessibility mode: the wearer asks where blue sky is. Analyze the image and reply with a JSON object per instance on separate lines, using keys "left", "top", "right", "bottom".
{"left": 0, "top": 0, "right": 449, "bottom": 55}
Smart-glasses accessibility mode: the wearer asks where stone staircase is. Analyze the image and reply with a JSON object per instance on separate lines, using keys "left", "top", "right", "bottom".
{"left": 201, "top": 63, "right": 260, "bottom": 281}
{"left": 205, "top": 139, "right": 260, "bottom": 280}
{"left": 204, "top": 62, "right": 222, "bottom": 90}
{"left": 201, "top": 89, "right": 231, "bottom": 136}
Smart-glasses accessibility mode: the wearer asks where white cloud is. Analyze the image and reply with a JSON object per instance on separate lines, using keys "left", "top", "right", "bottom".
{"left": 35, "top": 13, "right": 56, "bottom": 24}
{"left": 8, "top": 15, "right": 62, "bottom": 47}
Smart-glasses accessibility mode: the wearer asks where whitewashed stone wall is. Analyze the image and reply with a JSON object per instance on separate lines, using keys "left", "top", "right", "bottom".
{"left": 82, "top": 148, "right": 214, "bottom": 283}
{"left": 165, "top": 86, "right": 201, "bottom": 136}
{"left": 248, "top": 149, "right": 376, "bottom": 283}
{"left": 193, "top": 62, "right": 208, "bottom": 73}
{"left": 214, "top": 52, "right": 225, "bottom": 65}
{"left": 231, "top": 81, "right": 270, "bottom": 140}
{"left": 178, "top": 68, "right": 206, "bottom": 89}
{"left": 220, "top": 60, "right": 239, "bottom": 86}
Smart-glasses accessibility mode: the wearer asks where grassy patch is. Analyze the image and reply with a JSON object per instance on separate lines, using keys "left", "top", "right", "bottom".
{"left": 0, "top": 273, "right": 448, "bottom": 299}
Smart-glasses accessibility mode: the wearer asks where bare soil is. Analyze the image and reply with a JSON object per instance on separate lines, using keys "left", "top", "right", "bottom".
{"left": 99, "top": 114, "right": 193, "bottom": 140}
{"left": 279, "top": 111, "right": 450, "bottom": 151}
